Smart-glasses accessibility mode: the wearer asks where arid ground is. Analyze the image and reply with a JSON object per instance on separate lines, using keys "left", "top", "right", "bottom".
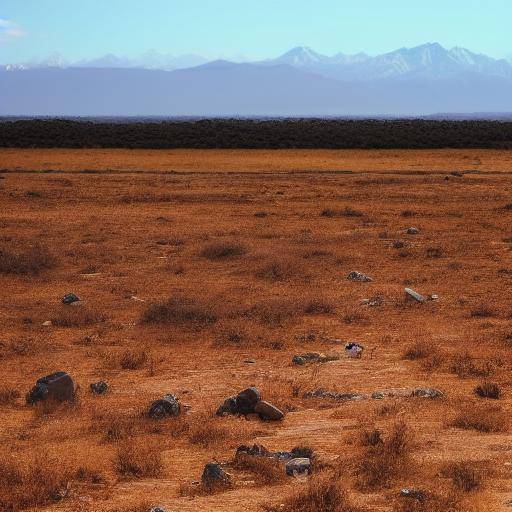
{"left": 1, "top": 149, "right": 512, "bottom": 512}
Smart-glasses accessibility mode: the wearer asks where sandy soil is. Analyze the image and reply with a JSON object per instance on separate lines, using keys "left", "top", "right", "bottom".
{"left": 1, "top": 149, "right": 512, "bottom": 512}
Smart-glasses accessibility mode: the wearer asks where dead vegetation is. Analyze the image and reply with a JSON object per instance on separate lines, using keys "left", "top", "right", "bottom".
{"left": 0, "top": 243, "right": 57, "bottom": 276}
{"left": 115, "top": 438, "right": 164, "bottom": 478}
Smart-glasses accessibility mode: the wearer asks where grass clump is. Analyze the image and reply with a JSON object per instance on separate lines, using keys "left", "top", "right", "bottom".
{"left": 441, "top": 461, "right": 482, "bottom": 492}
{"left": 0, "top": 243, "right": 57, "bottom": 276}
{"left": 199, "top": 242, "right": 246, "bottom": 260}
{"left": 51, "top": 306, "right": 106, "bottom": 327}
{"left": 451, "top": 406, "right": 507, "bottom": 433}
{"left": 474, "top": 381, "right": 502, "bottom": 399}
{"left": 115, "top": 439, "right": 163, "bottom": 478}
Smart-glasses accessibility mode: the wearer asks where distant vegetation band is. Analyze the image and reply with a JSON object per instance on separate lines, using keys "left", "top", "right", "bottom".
{"left": 1, "top": 119, "right": 512, "bottom": 149}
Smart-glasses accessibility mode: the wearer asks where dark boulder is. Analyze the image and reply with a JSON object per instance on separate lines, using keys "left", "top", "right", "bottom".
{"left": 148, "top": 394, "right": 180, "bottom": 419}
{"left": 90, "top": 381, "right": 108, "bottom": 395}
{"left": 62, "top": 293, "right": 81, "bottom": 305}
{"left": 254, "top": 400, "right": 285, "bottom": 421}
{"left": 26, "top": 371, "right": 76, "bottom": 405}
{"left": 201, "top": 462, "right": 232, "bottom": 489}
{"left": 216, "top": 387, "right": 261, "bottom": 416}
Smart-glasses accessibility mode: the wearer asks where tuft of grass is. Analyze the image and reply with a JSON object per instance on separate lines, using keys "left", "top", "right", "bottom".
{"left": 234, "top": 454, "right": 286, "bottom": 485}
{"left": 188, "top": 420, "right": 231, "bottom": 448}
{"left": 199, "top": 242, "right": 246, "bottom": 260}
{"left": 321, "top": 207, "right": 363, "bottom": 218}
{"left": 248, "top": 299, "right": 300, "bottom": 328}
{"left": 0, "top": 386, "right": 20, "bottom": 405}
{"left": 255, "top": 257, "right": 298, "bottom": 282}
{"left": 403, "top": 340, "right": 436, "bottom": 360}
{"left": 51, "top": 307, "right": 106, "bottom": 328}
{"left": 474, "top": 381, "right": 502, "bottom": 399}
{"left": 119, "top": 349, "right": 149, "bottom": 370}
{"left": 449, "top": 352, "right": 497, "bottom": 379}
{"left": 451, "top": 406, "right": 507, "bottom": 433}
{"left": 304, "top": 298, "right": 335, "bottom": 315}
{"left": 441, "top": 461, "right": 482, "bottom": 492}
{"left": 0, "top": 243, "right": 57, "bottom": 276}
{"left": 141, "top": 296, "right": 216, "bottom": 329}
{"left": 115, "top": 438, "right": 163, "bottom": 478}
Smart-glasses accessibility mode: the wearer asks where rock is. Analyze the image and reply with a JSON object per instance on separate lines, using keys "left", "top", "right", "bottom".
{"left": 400, "top": 488, "right": 427, "bottom": 501}
{"left": 345, "top": 343, "right": 364, "bottom": 358}
{"left": 428, "top": 294, "right": 439, "bottom": 301}
{"left": 361, "top": 296, "right": 383, "bottom": 307}
{"left": 236, "top": 444, "right": 270, "bottom": 458}
{"left": 254, "top": 400, "right": 285, "bottom": 421}
{"left": 62, "top": 293, "right": 81, "bottom": 305}
{"left": 405, "top": 288, "right": 426, "bottom": 303}
{"left": 235, "top": 387, "right": 261, "bottom": 414}
{"left": 372, "top": 388, "right": 414, "bottom": 399}
{"left": 304, "top": 389, "right": 367, "bottom": 401}
{"left": 150, "top": 508, "right": 167, "bottom": 512}
{"left": 412, "top": 387, "right": 443, "bottom": 399}
{"left": 216, "top": 396, "right": 238, "bottom": 416}
{"left": 148, "top": 394, "right": 180, "bottom": 419}
{"left": 292, "top": 352, "right": 339, "bottom": 365}
{"left": 26, "top": 371, "right": 76, "bottom": 405}
{"left": 406, "top": 227, "right": 420, "bottom": 235}
{"left": 291, "top": 446, "right": 314, "bottom": 459}
{"left": 201, "top": 462, "right": 232, "bottom": 489}
{"left": 42, "top": 320, "right": 52, "bottom": 326}
{"left": 347, "top": 271, "right": 373, "bottom": 282}
{"left": 285, "top": 458, "right": 312, "bottom": 476}
{"left": 90, "top": 381, "right": 108, "bottom": 395}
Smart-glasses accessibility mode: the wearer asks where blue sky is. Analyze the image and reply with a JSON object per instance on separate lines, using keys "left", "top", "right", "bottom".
{"left": 1, "top": 0, "right": 511, "bottom": 62}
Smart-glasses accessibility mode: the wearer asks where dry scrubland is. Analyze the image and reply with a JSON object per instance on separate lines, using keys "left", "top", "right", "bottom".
{"left": 1, "top": 149, "right": 512, "bottom": 512}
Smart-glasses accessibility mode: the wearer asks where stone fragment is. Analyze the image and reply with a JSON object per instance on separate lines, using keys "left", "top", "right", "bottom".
{"left": 406, "top": 227, "right": 420, "bottom": 235}
{"left": 292, "top": 352, "right": 339, "bottom": 365}
{"left": 400, "top": 488, "right": 427, "bottom": 501}
{"left": 201, "top": 462, "right": 232, "bottom": 489}
{"left": 347, "top": 271, "right": 373, "bottom": 282}
{"left": 285, "top": 457, "right": 311, "bottom": 476}
{"left": 148, "top": 394, "right": 180, "bottom": 419}
{"left": 412, "top": 387, "right": 443, "bottom": 399}
{"left": 345, "top": 342, "right": 364, "bottom": 358}
{"left": 90, "top": 381, "right": 108, "bottom": 395}
{"left": 254, "top": 400, "right": 285, "bottom": 421}
{"left": 62, "top": 293, "right": 81, "bottom": 305}
{"left": 405, "top": 287, "right": 426, "bottom": 303}
{"left": 235, "top": 387, "right": 261, "bottom": 414}
{"left": 26, "top": 371, "right": 76, "bottom": 405}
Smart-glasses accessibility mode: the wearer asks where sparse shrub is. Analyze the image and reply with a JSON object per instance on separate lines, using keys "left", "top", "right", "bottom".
{"left": 266, "top": 475, "right": 361, "bottom": 512}
{"left": 188, "top": 419, "right": 231, "bottom": 448}
{"left": 214, "top": 322, "right": 249, "bottom": 346}
{"left": 321, "top": 207, "right": 363, "bottom": 218}
{"left": 141, "top": 296, "right": 216, "bottom": 329}
{"left": 361, "top": 428, "right": 383, "bottom": 447}
{"left": 358, "top": 420, "right": 411, "bottom": 489}
{"left": 248, "top": 299, "right": 299, "bottom": 327}
{"left": 0, "top": 387, "right": 20, "bottom": 405}
{"left": 474, "top": 381, "right": 501, "bottom": 399}
{"left": 234, "top": 454, "right": 286, "bottom": 485}
{"left": 199, "top": 242, "right": 246, "bottom": 260}
{"left": 51, "top": 307, "right": 106, "bottom": 327}
{"left": 449, "top": 352, "right": 498, "bottom": 378}
{"left": 403, "top": 340, "right": 435, "bottom": 360}
{"left": 0, "top": 243, "right": 57, "bottom": 276}
{"left": 304, "top": 298, "right": 334, "bottom": 315}
{"left": 452, "top": 406, "right": 507, "bottom": 433}
{"left": 441, "top": 461, "right": 482, "bottom": 492}
{"left": 119, "top": 349, "right": 148, "bottom": 370}
{"left": 426, "top": 247, "right": 442, "bottom": 258}
{"left": 470, "top": 305, "right": 496, "bottom": 318}
{"left": 115, "top": 439, "right": 163, "bottom": 478}
{"left": 254, "top": 211, "right": 268, "bottom": 218}
{"left": 401, "top": 210, "right": 417, "bottom": 217}
{"left": 256, "top": 258, "right": 297, "bottom": 281}
{"left": 0, "top": 450, "right": 73, "bottom": 511}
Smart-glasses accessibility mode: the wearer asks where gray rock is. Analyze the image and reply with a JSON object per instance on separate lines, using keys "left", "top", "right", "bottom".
{"left": 292, "top": 352, "right": 339, "bottom": 365}
{"left": 372, "top": 388, "right": 414, "bottom": 399}
{"left": 400, "top": 488, "right": 427, "bottom": 501}
{"left": 254, "top": 400, "right": 285, "bottom": 421}
{"left": 412, "top": 387, "right": 443, "bottom": 399}
{"left": 345, "top": 342, "right": 364, "bottom": 358}
{"left": 26, "top": 371, "right": 76, "bottom": 405}
{"left": 406, "top": 227, "right": 420, "bottom": 235}
{"left": 216, "top": 396, "right": 238, "bottom": 416}
{"left": 285, "top": 458, "right": 312, "bottom": 476}
{"left": 62, "top": 293, "right": 81, "bottom": 305}
{"left": 347, "top": 271, "right": 373, "bottom": 282}
{"left": 405, "top": 287, "right": 426, "bottom": 303}
{"left": 304, "top": 389, "right": 367, "bottom": 401}
{"left": 148, "top": 394, "right": 180, "bottom": 419}
{"left": 150, "top": 508, "right": 167, "bottom": 512}
{"left": 201, "top": 462, "right": 232, "bottom": 489}
{"left": 90, "top": 381, "right": 108, "bottom": 395}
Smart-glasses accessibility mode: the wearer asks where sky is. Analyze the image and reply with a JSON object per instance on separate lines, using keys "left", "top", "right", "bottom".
{"left": 1, "top": 0, "right": 511, "bottom": 63}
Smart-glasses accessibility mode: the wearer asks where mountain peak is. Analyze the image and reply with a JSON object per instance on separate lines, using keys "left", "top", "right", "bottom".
{"left": 275, "top": 46, "right": 327, "bottom": 65}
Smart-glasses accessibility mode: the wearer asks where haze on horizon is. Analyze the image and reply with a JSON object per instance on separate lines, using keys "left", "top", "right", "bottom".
{"left": 1, "top": 0, "right": 511, "bottom": 63}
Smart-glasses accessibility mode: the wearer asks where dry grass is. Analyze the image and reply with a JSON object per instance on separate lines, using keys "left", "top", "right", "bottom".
{"left": 119, "top": 349, "right": 149, "bottom": 370}
{"left": 234, "top": 454, "right": 286, "bottom": 485}
{"left": 441, "top": 461, "right": 483, "bottom": 492}
{"left": 474, "top": 381, "right": 502, "bottom": 399}
{"left": 51, "top": 306, "right": 106, "bottom": 327}
{"left": 0, "top": 386, "right": 20, "bottom": 405}
{"left": 115, "top": 438, "right": 164, "bottom": 478}
{"left": 0, "top": 243, "right": 57, "bottom": 275}
{"left": 451, "top": 406, "right": 507, "bottom": 433}
{"left": 199, "top": 241, "right": 247, "bottom": 260}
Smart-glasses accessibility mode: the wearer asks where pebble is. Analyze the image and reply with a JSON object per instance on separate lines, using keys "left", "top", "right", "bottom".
{"left": 347, "top": 271, "right": 373, "bottom": 282}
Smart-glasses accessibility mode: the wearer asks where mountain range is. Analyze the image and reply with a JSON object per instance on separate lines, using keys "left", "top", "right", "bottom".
{"left": 2, "top": 43, "right": 512, "bottom": 116}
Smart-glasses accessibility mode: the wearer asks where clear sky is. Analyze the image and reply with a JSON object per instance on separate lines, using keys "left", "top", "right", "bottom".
{"left": 1, "top": 0, "right": 511, "bottom": 62}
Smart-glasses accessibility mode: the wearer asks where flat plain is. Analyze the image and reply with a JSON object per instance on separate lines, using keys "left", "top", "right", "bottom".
{"left": 1, "top": 148, "right": 512, "bottom": 512}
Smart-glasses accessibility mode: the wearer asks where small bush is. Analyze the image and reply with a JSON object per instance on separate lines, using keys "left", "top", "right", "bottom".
{"left": 304, "top": 298, "right": 334, "bottom": 315}
{"left": 426, "top": 247, "right": 442, "bottom": 258}
{"left": 119, "top": 349, "right": 148, "bottom": 370}
{"left": 403, "top": 341, "right": 435, "bottom": 360}
{"left": 51, "top": 306, "right": 106, "bottom": 327}
{"left": 0, "top": 387, "right": 20, "bottom": 405}
{"left": 234, "top": 454, "right": 286, "bottom": 485}
{"left": 451, "top": 406, "right": 507, "bottom": 433}
{"left": 0, "top": 244, "right": 57, "bottom": 276}
{"left": 141, "top": 296, "right": 216, "bottom": 329}
{"left": 321, "top": 207, "right": 363, "bottom": 218}
{"left": 199, "top": 242, "right": 246, "bottom": 260}
{"left": 115, "top": 439, "right": 163, "bottom": 478}
{"left": 470, "top": 306, "right": 496, "bottom": 318}
{"left": 442, "top": 461, "right": 482, "bottom": 492}
{"left": 256, "top": 258, "right": 297, "bottom": 281}
{"left": 474, "top": 381, "right": 501, "bottom": 399}
{"left": 449, "top": 352, "right": 497, "bottom": 378}
{"left": 248, "top": 299, "right": 299, "bottom": 327}
{"left": 188, "top": 420, "right": 231, "bottom": 448}
{"left": 361, "top": 428, "right": 383, "bottom": 447}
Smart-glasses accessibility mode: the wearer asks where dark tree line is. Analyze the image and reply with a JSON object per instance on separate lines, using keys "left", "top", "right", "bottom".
{"left": 1, "top": 119, "right": 512, "bottom": 149}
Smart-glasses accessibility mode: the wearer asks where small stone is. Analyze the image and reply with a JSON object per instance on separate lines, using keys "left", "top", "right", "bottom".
{"left": 244, "top": 359, "right": 256, "bottom": 364}
{"left": 148, "top": 394, "right": 180, "bottom": 419}
{"left": 412, "top": 388, "right": 443, "bottom": 399}
{"left": 150, "top": 507, "right": 167, "bottom": 512}
{"left": 90, "top": 381, "right": 108, "bottom": 395}
{"left": 62, "top": 293, "right": 81, "bottom": 305}
{"left": 254, "top": 400, "right": 285, "bottom": 421}
{"left": 428, "top": 294, "right": 439, "bottom": 301}
{"left": 201, "top": 462, "right": 232, "bottom": 489}
{"left": 400, "top": 488, "right": 427, "bottom": 501}
{"left": 216, "top": 396, "right": 238, "bottom": 416}
{"left": 406, "top": 227, "right": 420, "bottom": 235}
{"left": 345, "top": 343, "right": 364, "bottom": 358}
{"left": 42, "top": 320, "right": 52, "bottom": 326}
{"left": 347, "top": 271, "right": 373, "bottom": 282}
{"left": 285, "top": 458, "right": 312, "bottom": 476}
{"left": 405, "top": 288, "right": 426, "bottom": 303}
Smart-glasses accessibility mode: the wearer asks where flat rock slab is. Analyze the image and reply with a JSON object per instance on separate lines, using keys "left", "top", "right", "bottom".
{"left": 305, "top": 387, "right": 443, "bottom": 401}
{"left": 285, "top": 457, "right": 311, "bottom": 476}
{"left": 405, "top": 287, "right": 426, "bottom": 303}
{"left": 254, "top": 400, "right": 285, "bottom": 421}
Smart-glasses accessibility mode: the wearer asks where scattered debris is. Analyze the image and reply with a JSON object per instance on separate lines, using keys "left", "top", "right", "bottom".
{"left": 405, "top": 287, "right": 426, "bottom": 303}
{"left": 361, "top": 296, "right": 384, "bottom": 307}
{"left": 216, "top": 387, "right": 284, "bottom": 421}
{"left": 347, "top": 271, "right": 373, "bottom": 282}
{"left": 90, "top": 381, "right": 108, "bottom": 395}
{"left": 26, "top": 371, "right": 77, "bottom": 405}
{"left": 406, "top": 227, "right": 420, "bottom": 235}
{"left": 62, "top": 293, "right": 81, "bottom": 305}
{"left": 345, "top": 342, "right": 364, "bottom": 358}
{"left": 148, "top": 394, "right": 180, "bottom": 419}
{"left": 292, "top": 352, "right": 339, "bottom": 365}
{"left": 285, "top": 457, "right": 311, "bottom": 476}
{"left": 201, "top": 462, "right": 232, "bottom": 489}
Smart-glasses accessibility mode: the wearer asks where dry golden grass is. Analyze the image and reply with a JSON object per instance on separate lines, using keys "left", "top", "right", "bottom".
{"left": 1, "top": 148, "right": 512, "bottom": 512}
